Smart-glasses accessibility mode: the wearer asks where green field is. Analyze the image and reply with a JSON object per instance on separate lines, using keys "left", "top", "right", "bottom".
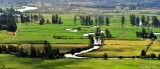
{"left": 1, "top": 13, "right": 160, "bottom": 44}
{"left": 1, "top": 13, "right": 160, "bottom": 56}
{"left": 0, "top": 54, "right": 160, "bottom": 69}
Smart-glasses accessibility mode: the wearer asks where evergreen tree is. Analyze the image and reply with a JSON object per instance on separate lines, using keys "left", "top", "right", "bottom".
{"left": 52, "top": 14, "right": 55, "bottom": 24}
{"left": 55, "top": 14, "right": 58, "bottom": 23}
{"left": 103, "top": 53, "right": 108, "bottom": 60}
{"left": 136, "top": 16, "right": 140, "bottom": 26}
{"left": 18, "top": 47, "right": 25, "bottom": 57}
{"left": 142, "top": 28, "right": 148, "bottom": 38}
{"left": 152, "top": 16, "right": 160, "bottom": 27}
{"left": 30, "top": 44, "right": 37, "bottom": 57}
{"left": 58, "top": 17, "right": 62, "bottom": 24}
{"left": 46, "top": 19, "right": 50, "bottom": 24}
{"left": 95, "top": 27, "right": 101, "bottom": 36}
{"left": 42, "top": 40, "right": 52, "bottom": 59}
{"left": 105, "top": 29, "right": 112, "bottom": 39}
{"left": 141, "top": 50, "right": 146, "bottom": 57}
{"left": 39, "top": 17, "right": 45, "bottom": 25}
{"left": 95, "top": 18, "right": 98, "bottom": 25}
{"left": 20, "top": 14, "right": 24, "bottom": 23}
{"left": 106, "top": 16, "right": 110, "bottom": 26}
{"left": 141, "top": 15, "right": 146, "bottom": 25}
{"left": 150, "top": 53, "right": 156, "bottom": 60}
{"left": 121, "top": 15, "right": 125, "bottom": 28}
{"left": 74, "top": 16, "right": 77, "bottom": 25}
{"left": 130, "top": 14, "right": 136, "bottom": 26}
{"left": 0, "top": 13, "right": 17, "bottom": 32}
{"left": 89, "top": 19, "right": 93, "bottom": 26}
{"left": 158, "top": 54, "right": 160, "bottom": 60}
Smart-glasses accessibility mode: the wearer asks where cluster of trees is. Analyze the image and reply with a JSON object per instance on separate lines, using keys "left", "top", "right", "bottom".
{"left": 0, "top": 13, "right": 17, "bottom": 32}
{"left": 52, "top": 14, "right": 62, "bottom": 24}
{"left": 20, "top": 15, "right": 30, "bottom": 23}
{"left": 141, "top": 50, "right": 160, "bottom": 60}
{"left": 21, "top": 14, "right": 43, "bottom": 23}
{"left": 0, "top": 41, "right": 61, "bottom": 60}
{"left": 130, "top": 14, "right": 160, "bottom": 28}
{"left": 136, "top": 28, "right": 157, "bottom": 39}
{"left": 79, "top": 16, "right": 93, "bottom": 26}
{"left": 78, "top": 15, "right": 110, "bottom": 26}
{"left": 95, "top": 27, "right": 112, "bottom": 39}
{"left": 130, "top": 14, "right": 149, "bottom": 26}
{"left": 152, "top": 16, "right": 160, "bottom": 27}
{"left": 105, "top": 29, "right": 112, "bottom": 39}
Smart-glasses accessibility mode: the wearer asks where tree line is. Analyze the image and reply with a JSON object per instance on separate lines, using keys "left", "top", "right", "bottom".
{"left": 130, "top": 14, "right": 160, "bottom": 27}
{"left": 75, "top": 15, "right": 110, "bottom": 26}
{"left": 0, "top": 40, "right": 62, "bottom": 60}
{"left": 136, "top": 28, "right": 157, "bottom": 40}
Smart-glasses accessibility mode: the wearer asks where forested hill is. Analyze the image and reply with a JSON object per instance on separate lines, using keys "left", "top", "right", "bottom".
{"left": 1, "top": 0, "right": 160, "bottom": 9}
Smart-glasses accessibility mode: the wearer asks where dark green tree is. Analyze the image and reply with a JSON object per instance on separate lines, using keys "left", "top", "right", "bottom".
{"left": 141, "top": 50, "right": 146, "bottom": 57}
{"left": 121, "top": 15, "right": 125, "bottom": 28}
{"left": 136, "top": 16, "right": 140, "bottom": 26}
{"left": 30, "top": 44, "right": 37, "bottom": 57}
{"left": 142, "top": 28, "right": 148, "bottom": 38}
{"left": 46, "top": 19, "right": 50, "bottom": 24}
{"left": 141, "top": 15, "right": 146, "bottom": 25}
{"left": 106, "top": 16, "right": 110, "bottom": 26}
{"left": 158, "top": 54, "right": 160, "bottom": 60}
{"left": 105, "top": 29, "right": 111, "bottom": 39}
{"left": 18, "top": 47, "right": 25, "bottom": 57}
{"left": 103, "top": 53, "right": 108, "bottom": 60}
{"left": 39, "top": 17, "right": 45, "bottom": 25}
{"left": 74, "top": 16, "right": 77, "bottom": 25}
{"left": 150, "top": 53, "right": 156, "bottom": 60}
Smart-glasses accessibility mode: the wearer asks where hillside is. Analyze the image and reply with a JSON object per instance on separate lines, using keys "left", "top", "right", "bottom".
{"left": 1, "top": 0, "right": 160, "bottom": 9}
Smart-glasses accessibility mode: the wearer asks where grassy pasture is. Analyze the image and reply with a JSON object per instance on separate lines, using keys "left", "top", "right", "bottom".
{"left": 0, "top": 54, "right": 160, "bottom": 69}
{"left": 79, "top": 40, "right": 152, "bottom": 57}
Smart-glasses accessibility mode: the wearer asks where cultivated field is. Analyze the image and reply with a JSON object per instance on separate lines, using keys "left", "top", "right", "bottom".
{"left": 79, "top": 39, "right": 152, "bottom": 57}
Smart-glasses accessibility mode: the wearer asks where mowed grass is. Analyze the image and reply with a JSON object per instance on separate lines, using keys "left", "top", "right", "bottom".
{"left": 0, "top": 54, "right": 160, "bottom": 69}
{"left": 79, "top": 40, "right": 152, "bottom": 57}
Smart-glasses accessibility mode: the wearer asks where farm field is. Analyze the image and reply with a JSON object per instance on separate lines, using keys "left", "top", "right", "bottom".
{"left": 0, "top": 54, "right": 160, "bottom": 69}
{"left": 1, "top": 13, "right": 160, "bottom": 44}
{"left": 1, "top": 13, "right": 160, "bottom": 57}
{"left": 147, "top": 39, "right": 160, "bottom": 55}
{"left": 1, "top": 1, "right": 160, "bottom": 68}
{"left": 79, "top": 39, "right": 153, "bottom": 57}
